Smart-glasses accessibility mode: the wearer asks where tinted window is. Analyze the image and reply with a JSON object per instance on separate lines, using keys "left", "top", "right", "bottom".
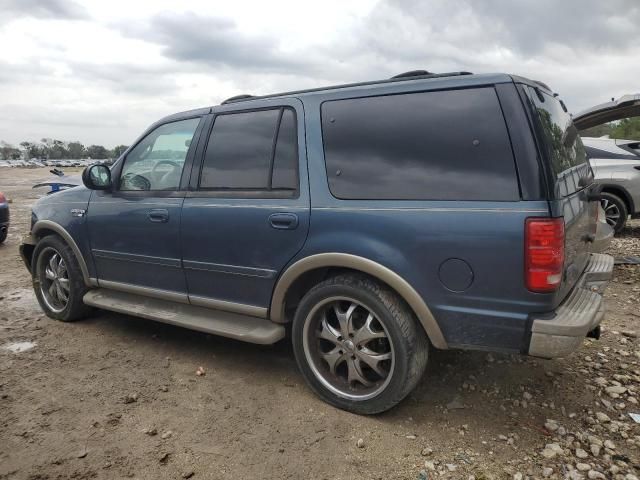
{"left": 527, "top": 87, "right": 589, "bottom": 197}
{"left": 119, "top": 118, "right": 200, "bottom": 191}
{"left": 201, "top": 109, "right": 279, "bottom": 189}
{"left": 321, "top": 88, "right": 519, "bottom": 200}
{"left": 271, "top": 108, "right": 298, "bottom": 190}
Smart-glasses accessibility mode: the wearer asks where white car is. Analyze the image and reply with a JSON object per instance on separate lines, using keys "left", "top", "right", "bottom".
{"left": 575, "top": 94, "right": 640, "bottom": 232}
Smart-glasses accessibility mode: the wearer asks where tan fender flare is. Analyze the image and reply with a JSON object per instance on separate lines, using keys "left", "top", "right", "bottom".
{"left": 270, "top": 253, "right": 448, "bottom": 349}
{"left": 32, "top": 220, "right": 95, "bottom": 287}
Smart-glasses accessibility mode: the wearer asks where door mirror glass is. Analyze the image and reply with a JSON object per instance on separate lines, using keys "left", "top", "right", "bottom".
{"left": 82, "top": 164, "right": 112, "bottom": 190}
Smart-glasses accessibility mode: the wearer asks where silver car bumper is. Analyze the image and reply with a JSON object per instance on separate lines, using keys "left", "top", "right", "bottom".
{"left": 528, "top": 253, "right": 614, "bottom": 359}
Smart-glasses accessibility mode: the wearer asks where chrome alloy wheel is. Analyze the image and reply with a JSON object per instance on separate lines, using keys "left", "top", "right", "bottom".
{"left": 38, "top": 247, "right": 70, "bottom": 313}
{"left": 302, "top": 296, "right": 395, "bottom": 401}
{"left": 601, "top": 197, "right": 620, "bottom": 227}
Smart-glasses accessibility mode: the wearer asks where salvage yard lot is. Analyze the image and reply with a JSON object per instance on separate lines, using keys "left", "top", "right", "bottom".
{"left": 1, "top": 168, "right": 639, "bottom": 480}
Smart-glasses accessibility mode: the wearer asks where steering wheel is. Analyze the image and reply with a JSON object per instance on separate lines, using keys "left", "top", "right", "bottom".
{"left": 121, "top": 172, "right": 151, "bottom": 191}
{"left": 152, "top": 160, "right": 181, "bottom": 176}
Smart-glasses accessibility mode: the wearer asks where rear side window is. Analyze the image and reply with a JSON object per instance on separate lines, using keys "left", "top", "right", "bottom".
{"left": 321, "top": 88, "right": 519, "bottom": 201}
{"left": 199, "top": 107, "right": 298, "bottom": 192}
{"left": 526, "top": 87, "right": 589, "bottom": 197}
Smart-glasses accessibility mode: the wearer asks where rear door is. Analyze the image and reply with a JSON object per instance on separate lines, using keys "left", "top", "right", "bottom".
{"left": 524, "top": 86, "right": 596, "bottom": 302}
{"left": 180, "top": 98, "right": 309, "bottom": 316}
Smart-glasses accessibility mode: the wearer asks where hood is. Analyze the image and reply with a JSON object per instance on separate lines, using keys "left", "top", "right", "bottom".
{"left": 574, "top": 94, "right": 640, "bottom": 130}
{"left": 32, "top": 174, "right": 82, "bottom": 190}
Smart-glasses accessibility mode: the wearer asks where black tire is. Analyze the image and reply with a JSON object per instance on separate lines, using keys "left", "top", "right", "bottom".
{"left": 32, "top": 235, "right": 92, "bottom": 322}
{"left": 601, "top": 192, "right": 628, "bottom": 234}
{"left": 292, "top": 274, "right": 428, "bottom": 414}
{"left": 0, "top": 227, "right": 6, "bottom": 244}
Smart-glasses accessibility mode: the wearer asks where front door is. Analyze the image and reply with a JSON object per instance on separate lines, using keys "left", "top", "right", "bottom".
{"left": 87, "top": 116, "right": 203, "bottom": 301}
{"left": 181, "top": 99, "right": 309, "bottom": 316}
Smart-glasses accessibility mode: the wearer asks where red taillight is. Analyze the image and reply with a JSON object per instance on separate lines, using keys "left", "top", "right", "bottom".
{"left": 0, "top": 192, "right": 5, "bottom": 203}
{"left": 525, "top": 218, "right": 564, "bottom": 293}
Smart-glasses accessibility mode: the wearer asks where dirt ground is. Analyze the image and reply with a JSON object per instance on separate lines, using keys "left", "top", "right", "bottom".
{"left": 0, "top": 168, "right": 639, "bottom": 480}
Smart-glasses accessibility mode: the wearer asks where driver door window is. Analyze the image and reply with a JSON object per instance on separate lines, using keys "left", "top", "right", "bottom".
{"left": 119, "top": 118, "right": 200, "bottom": 191}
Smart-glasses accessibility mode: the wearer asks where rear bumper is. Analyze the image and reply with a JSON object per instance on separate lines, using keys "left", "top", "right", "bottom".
{"left": 528, "top": 253, "right": 614, "bottom": 359}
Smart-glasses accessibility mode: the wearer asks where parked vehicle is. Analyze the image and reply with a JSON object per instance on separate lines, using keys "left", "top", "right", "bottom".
{"left": 0, "top": 191, "right": 9, "bottom": 243}
{"left": 574, "top": 94, "right": 640, "bottom": 232}
{"left": 20, "top": 71, "right": 613, "bottom": 414}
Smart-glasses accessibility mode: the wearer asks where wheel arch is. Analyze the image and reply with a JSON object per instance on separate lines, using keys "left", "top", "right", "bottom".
{"left": 600, "top": 184, "right": 634, "bottom": 214}
{"left": 31, "top": 220, "right": 94, "bottom": 286}
{"left": 270, "top": 253, "right": 448, "bottom": 349}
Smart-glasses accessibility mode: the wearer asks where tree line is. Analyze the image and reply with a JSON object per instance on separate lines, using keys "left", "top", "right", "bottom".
{"left": 580, "top": 117, "right": 640, "bottom": 139}
{"left": 0, "top": 139, "right": 128, "bottom": 161}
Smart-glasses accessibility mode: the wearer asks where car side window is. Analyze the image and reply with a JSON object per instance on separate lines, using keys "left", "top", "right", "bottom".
{"left": 199, "top": 107, "right": 298, "bottom": 194}
{"left": 119, "top": 118, "right": 200, "bottom": 191}
{"left": 321, "top": 88, "right": 519, "bottom": 201}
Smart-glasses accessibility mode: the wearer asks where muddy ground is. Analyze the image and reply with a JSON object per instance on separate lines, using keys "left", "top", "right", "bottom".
{"left": 0, "top": 168, "right": 639, "bottom": 480}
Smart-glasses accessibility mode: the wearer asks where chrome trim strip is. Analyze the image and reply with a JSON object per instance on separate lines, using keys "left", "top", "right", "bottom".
{"left": 99, "top": 279, "right": 188, "bottom": 304}
{"left": 184, "top": 203, "right": 305, "bottom": 210}
{"left": 189, "top": 295, "right": 267, "bottom": 318}
{"left": 183, "top": 260, "right": 277, "bottom": 279}
{"left": 313, "top": 207, "right": 548, "bottom": 213}
{"left": 32, "top": 220, "right": 91, "bottom": 286}
{"left": 92, "top": 249, "right": 182, "bottom": 268}
{"left": 270, "top": 253, "right": 448, "bottom": 349}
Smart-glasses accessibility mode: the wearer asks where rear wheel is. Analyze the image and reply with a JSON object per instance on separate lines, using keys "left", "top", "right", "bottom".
{"left": 600, "top": 192, "right": 628, "bottom": 233}
{"left": 292, "top": 274, "right": 428, "bottom": 414}
{"left": 32, "top": 235, "right": 92, "bottom": 322}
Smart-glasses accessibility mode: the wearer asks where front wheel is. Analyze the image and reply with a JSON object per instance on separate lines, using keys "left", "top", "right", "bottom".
{"left": 292, "top": 274, "right": 428, "bottom": 414}
{"left": 32, "top": 235, "right": 92, "bottom": 322}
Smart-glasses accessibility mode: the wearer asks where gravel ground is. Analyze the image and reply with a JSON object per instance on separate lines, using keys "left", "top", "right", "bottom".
{"left": 0, "top": 168, "right": 639, "bottom": 480}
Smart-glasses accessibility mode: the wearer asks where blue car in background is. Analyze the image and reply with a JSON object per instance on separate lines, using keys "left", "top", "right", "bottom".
{"left": 20, "top": 71, "right": 613, "bottom": 413}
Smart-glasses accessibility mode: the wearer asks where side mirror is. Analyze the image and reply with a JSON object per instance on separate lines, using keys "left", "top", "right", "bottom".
{"left": 82, "top": 164, "right": 112, "bottom": 190}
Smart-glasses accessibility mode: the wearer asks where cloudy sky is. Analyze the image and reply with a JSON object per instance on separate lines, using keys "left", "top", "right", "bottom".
{"left": 0, "top": 0, "right": 638, "bottom": 147}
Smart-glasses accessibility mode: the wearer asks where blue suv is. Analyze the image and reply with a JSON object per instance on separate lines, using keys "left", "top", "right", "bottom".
{"left": 20, "top": 71, "right": 613, "bottom": 413}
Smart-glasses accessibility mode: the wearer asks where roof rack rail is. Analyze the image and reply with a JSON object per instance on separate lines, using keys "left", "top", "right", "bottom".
{"left": 391, "top": 70, "right": 433, "bottom": 79}
{"left": 218, "top": 71, "right": 475, "bottom": 106}
{"left": 222, "top": 94, "right": 255, "bottom": 105}
{"left": 391, "top": 70, "right": 473, "bottom": 80}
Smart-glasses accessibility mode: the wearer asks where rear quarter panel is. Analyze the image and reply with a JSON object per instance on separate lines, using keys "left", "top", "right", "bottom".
{"left": 295, "top": 81, "right": 556, "bottom": 353}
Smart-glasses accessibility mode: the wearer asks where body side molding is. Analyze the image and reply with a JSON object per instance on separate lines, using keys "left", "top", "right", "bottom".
{"left": 99, "top": 279, "right": 189, "bottom": 304}
{"left": 270, "top": 253, "right": 448, "bottom": 349}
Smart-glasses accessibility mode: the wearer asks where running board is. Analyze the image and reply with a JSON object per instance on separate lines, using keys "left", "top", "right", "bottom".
{"left": 83, "top": 289, "right": 285, "bottom": 345}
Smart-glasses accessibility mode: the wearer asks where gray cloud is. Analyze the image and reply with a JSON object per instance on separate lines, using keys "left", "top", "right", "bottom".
{"left": 67, "top": 61, "right": 179, "bottom": 96}
{"left": 1, "top": 0, "right": 639, "bottom": 146}
{"left": 0, "top": 0, "right": 89, "bottom": 24}
{"left": 463, "top": 0, "right": 640, "bottom": 55}
{"left": 120, "top": 13, "right": 312, "bottom": 74}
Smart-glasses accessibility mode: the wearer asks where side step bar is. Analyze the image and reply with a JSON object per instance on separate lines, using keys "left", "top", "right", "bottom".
{"left": 83, "top": 289, "right": 285, "bottom": 345}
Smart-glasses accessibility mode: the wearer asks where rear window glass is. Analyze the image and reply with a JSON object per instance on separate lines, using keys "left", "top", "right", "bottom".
{"left": 320, "top": 87, "right": 519, "bottom": 201}
{"left": 527, "top": 87, "right": 590, "bottom": 197}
